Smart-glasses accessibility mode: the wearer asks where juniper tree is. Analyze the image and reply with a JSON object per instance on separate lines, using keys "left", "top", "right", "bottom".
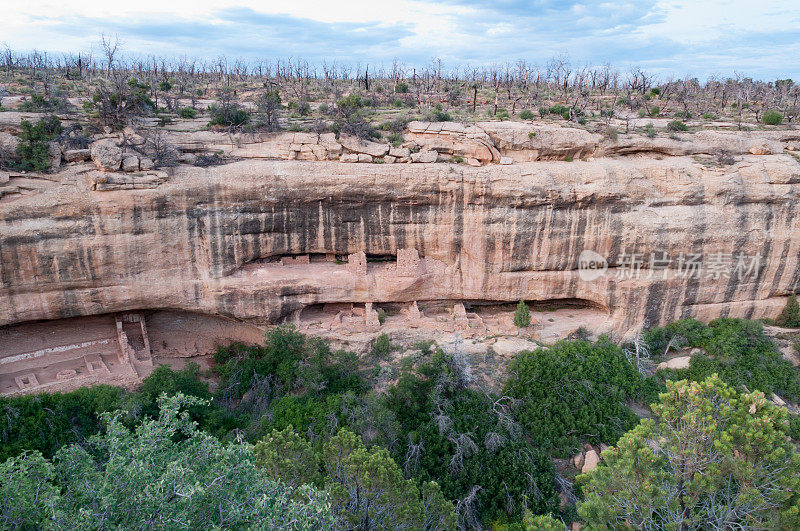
{"left": 514, "top": 299, "right": 531, "bottom": 330}
{"left": 780, "top": 293, "right": 800, "bottom": 328}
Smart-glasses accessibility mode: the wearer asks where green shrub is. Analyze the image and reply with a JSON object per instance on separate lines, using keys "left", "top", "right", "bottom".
{"left": 20, "top": 94, "right": 66, "bottom": 112}
{"left": 514, "top": 300, "right": 531, "bottom": 328}
{"left": 0, "top": 384, "right": 125, "bottom": 462}
{"left": 649, "top": 105, "right": 660, "bottom": 117}
{"left": 504, "top": 338, "right": 656, "bottom": 456}
{"left": 337, "top": 93, "right": 365, "bottom": 115}
{"left": 779, "top": 293, "right": 800, "bottom": 327}
{"left": 790, "top": 414, "right": 800, "bottom": 441}
{"left": 14, "top": 116, "right": 63, "bottom": 173}
{"left": 208, "top": 103, "right": 249, "bottom": 127}
{"left": 372, "top": 333, "right": 392, "bottom": 358}
{"left": 653, "top": 318, "right": 800, "bottom": 402}
{"left": 701, "top": 112, "right": 717, "bottom": 120}
{"left": 667, "top": 120, "right": 688, "bottom": 131}
{"left": 604, "top": 127, "right": 619, "bottom": 141}
{"left": 519, "top": 109, "right": 534, "bottom": 120}
{"left": 549, "top": 104, "right": 568, "bottom": 115}
{"left": 177, "top": 107, "right": 198, "bottom": 119}
{"left": 645, "top": 122, "right": 657, "bottom": 138}
{"left": 387, "top": 132, "right": 403, "bottom": 146}
{"left": 763, "top": 110, "right": 783, "bottom": 125}
{"left": 395, "top": 82, "right": 409, "bottom": 93}
{"left": 428, "top": 108, "right": 451, "bottom": 122}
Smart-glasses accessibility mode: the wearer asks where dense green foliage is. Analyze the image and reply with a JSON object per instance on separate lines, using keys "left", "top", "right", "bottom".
{"left": 763, "top": 109, "right": 784, "bottom": 125}
{"left": 780, "top": 293, "right": 800, "bottom": 327}
{"left": 647, "top": 318, "right": 800, "bottom": 402}
{"left": 256, "top": 427, "right": 456, "bottom": 529}
{"left": 14, "top": 115, "right": 63, "bottom": 172}
{"left": 0, "top": 384, "right": 125, "bottom": 462}
{"left": 387, "top": 349, "right": 559, "bottom": 526}
{"left": 3, "top": 316, "right": 798, "bottom": 528}
{"left": 20, "top": 94, "right": 66, "bottom": 112}
{"left": 0, "top": 394, "right": 333, "bottom": 529}
{"left": 178, "top": 106, "right": 198, "bottom": 118}
{"left": 578, "top": 375, "right": 800, "bottom": 529}
{"left": 667, "top": 119, "right": 688, "bottom": 131}
{"left": 504, "top": 337, "right": 657, "bottom": 456}
{"left": 209, "top": 102, "right": 250, "bottom": 127}
{"left": 214, "top": 328, "right": 364, "bottom": 402}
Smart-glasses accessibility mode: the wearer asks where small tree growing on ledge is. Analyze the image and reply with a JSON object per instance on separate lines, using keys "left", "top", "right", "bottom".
{"left": 514, "top": 300, "right": 531, "bottom": 333}
{"left": 780, "top": 293, "right": 800, "bottom": 328}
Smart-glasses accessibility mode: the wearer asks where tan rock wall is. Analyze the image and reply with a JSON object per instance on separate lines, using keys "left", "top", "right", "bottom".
{"left": 2, "top": 155, "right": 799, "bottom": 335}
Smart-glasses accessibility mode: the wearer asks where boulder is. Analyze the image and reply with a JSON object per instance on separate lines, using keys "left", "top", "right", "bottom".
{"left": 122, "top": 156, "right": 140, "bottom": 172}
{"left": 122, "top": 127, "right": 146, "bottom": 146}
{"left": 64, "top": 149, "right": 91, "bottom": 163}
{"left": 411, "top": 150, "right": 438, "bottom": 163}
{"left": 571, "top": 451, "right": 585, "bottom": 470}
{"left": 581, "top": 449, "right": 600, "bottom": 473}
{"left": 179, "top": 153, "right": 197, "bottom": 165}
{"left": 139, "top": 157, "right": 155, "bottom": 171}
{"left": 357, "top": 154, "right": 373, "bottom": 163}
{"left": 657, "top": 355, "right": 692, "bottom": 371}
{"left": 499, "top": 156, "right": 513, "bottom": 165}
{"left": 749, "top": 144, "right": 773, "bottom": 155}
{"left": 0, "top": 171, "right": 9, "bottom": 185}
{"left": 90, "top": 139, "right": 123, "bottom": 171}
{"left": 0, "top": 132, "right": 20, "bottom": 160}
{"left": 47, "top": 142, "right": 62, "bottom": 171}
{"left": 339, "top": 153, "right": 359, "bottom": 163}
{"left": 319, "top": 133, "right": 342, "bottom": 158}
{"left": 340, "top": 135, "right": 389, "bottom": 157}
{"left": 389, "top": 147, "right": 411, "bottom": 159}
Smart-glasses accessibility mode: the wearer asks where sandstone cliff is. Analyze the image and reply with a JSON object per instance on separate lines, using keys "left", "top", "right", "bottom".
{"left": 2, "top": 139, "right": 799, "bottom": 335}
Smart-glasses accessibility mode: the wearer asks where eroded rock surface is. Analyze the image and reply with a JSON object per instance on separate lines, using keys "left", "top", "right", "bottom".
{"left": 2, "top": 147, "right": 799, "bottom": 336}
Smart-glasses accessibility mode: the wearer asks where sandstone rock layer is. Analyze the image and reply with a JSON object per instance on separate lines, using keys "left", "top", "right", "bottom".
{"left": 2, "top": 153, "right": 799, "bottom": 335}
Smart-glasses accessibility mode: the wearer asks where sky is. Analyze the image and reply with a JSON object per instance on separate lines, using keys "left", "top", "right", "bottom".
{"left": 4, "top": 0, "right": 800, "bottom": 80}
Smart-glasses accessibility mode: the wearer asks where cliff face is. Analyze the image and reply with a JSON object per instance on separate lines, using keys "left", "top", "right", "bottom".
{"left": 2, "top": 148, "right": 800, "bottom": 334}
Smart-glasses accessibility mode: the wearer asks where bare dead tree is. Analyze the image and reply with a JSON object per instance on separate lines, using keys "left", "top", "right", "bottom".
{"left": 100, "top": 33, "right": 123, "bottom": 77}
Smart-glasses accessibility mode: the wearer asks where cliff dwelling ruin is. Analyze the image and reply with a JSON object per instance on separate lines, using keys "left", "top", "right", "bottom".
{"left": 2, "top": 115, "right": 799, "bottom": 395}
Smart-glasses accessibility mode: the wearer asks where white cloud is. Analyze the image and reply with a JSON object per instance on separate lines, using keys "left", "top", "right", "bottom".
{"left": 2, "top": 0, "right": 799, "bottom": 78}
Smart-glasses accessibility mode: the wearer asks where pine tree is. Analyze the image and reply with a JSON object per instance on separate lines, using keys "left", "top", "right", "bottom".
{"left": 780, "top": 293, "right": 800, "bottom": 328}
{"left": 578, "top": 375, "right": 800, "bottom": 529}
{"left": 514, "top": 300, "right": 531, "bottom": 329}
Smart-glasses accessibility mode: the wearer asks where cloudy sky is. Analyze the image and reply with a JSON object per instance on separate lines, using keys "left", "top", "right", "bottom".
{"left": 5, "top": 0, "right": 800, "bottom": 79}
